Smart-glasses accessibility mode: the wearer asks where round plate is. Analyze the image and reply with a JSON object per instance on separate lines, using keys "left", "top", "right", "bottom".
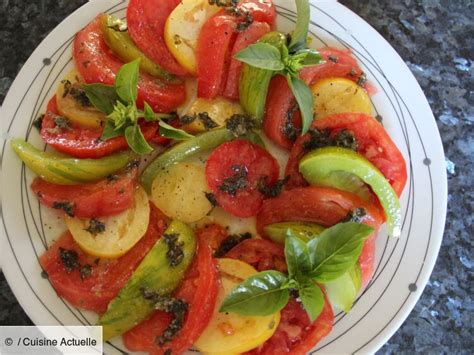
{"left": 0, "top": 0, "right": 447, "bottom": 353}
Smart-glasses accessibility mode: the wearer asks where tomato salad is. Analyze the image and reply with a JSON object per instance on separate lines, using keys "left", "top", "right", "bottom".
{"left": 11, "top": 0, "right": 407, "bottom": 354}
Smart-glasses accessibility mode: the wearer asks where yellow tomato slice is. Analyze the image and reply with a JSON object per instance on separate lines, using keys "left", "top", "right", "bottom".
{"left": 65, "top": 187, "right": 150, "bottom": 258}
{"left": 151, "top": 162, "right": 212, "bottom": 223}
{"left": 164, "top": 0, "right": 220, "bottom": 75}
{"left": 194, "top": 258, "right": 281, "bottom": 354}
{"left": 55, "top": 69, "right": 106, "bottom": 128}
{"left": 311, "top": 77, "right": 373, "bottom": 119}
{"left": 183, "top": 97, "right": 244, "bottom": 133}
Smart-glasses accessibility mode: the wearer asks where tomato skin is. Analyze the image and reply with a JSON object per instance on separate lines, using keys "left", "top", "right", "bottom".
{"left": 41, "top": 96, "right": 160, "bottom": 159}
{"left": 127, "top": 0, "right": 187, "bottom": 76}
{"left": 222, "top": 21, "right": 271, "bottom": 100}
{"left": 263, "top": 47, "right": 370, "bottom": 150}
{"left": 123, "top": 226, "right": 219, "bottom": 354}
{"left": 225, "top": 238, "right": 287, "bottom": 273}
{"left": 257, "top": 186, "right": 384, "bottom": 284}
{"left": 285, "top": 113, "right": 407, "bottom": 196}
{"left": 247, "top": 292, "right": 333, "bottom": 355}
{"left": 39, "top": 205, "right": 168, "bottom": 313}
{"left": 74, "top": 14, "right": 186, "bottom": 113}
{"left": 206, "top": 139, "right": 280, "bottom": 218}
{"left": 31, "top": 165, "right": 138, "bottom": 219}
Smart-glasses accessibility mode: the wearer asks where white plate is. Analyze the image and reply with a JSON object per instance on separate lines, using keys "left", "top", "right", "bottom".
{"left": 0, "top": 0, "right": 447, "bottom": 353}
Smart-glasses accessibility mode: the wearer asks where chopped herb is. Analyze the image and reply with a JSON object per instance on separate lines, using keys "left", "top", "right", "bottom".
{"left": 61, "top": 79, "right": 72, "bottom": 97}
{"left": 33, "top": 114, "right": 44, "bottom": 130}
{"left": 179, "top": 114, "right": 195, "bottom": 125}
{"left": 205, "top": 192, "right": 219, "bottom": 207}
{"left": 61, "top": 79, "right": 92, "bottom": 107}
{"left": 303, "top": 128, "right": 333, "bottom": 151}
{"left": 79, "top": 264, "right": 92, "bottom": 280}
{"left": 225, "top": 114, "right": 254, "bottom": 136}
{"left": 357, "top": 72, "right": 367, "bottom": 87}
{"left": 348, "top": 68, "right": 357, "bottom": 77}
{"left": 84, "top": 218, "right": 106, "bottom": 235}
{"left": 235, "top": 11, "right": 253, "bottom": 32}
{"left": 334, "top": 129, "right": 358, "bottom": 151}
{"left": 258, "top": 176, "right": 289, "bottom": 198}
{"left": 125, "top": 159, "right": 140, "bottom": 171}
{"left": 328, "top": 54, "right": 339, "bottom": 63}
{"left": 197, "top": 112, "right": 218, "bottom": 130}
{"left": 106, "top": 174, "right": 119, "bottom": 182}
{"left": 140, "top": 288, "right": 188, "bottom": 346}
{"left": 163, "top": 233, "right": 185, "bottom": 267}
{"left": 375, "top": 114, "right": 383, "bottom": 123}
{"left": 282, "top": 104, "right": 300, "bottom": 141}
{"left": 54, "top": 116, "right": 71, "bottom": 130}
{"left": 41, "top": 270, "right": 49, "bottom": 279}
{"left": 59, "top": 247, "right": 80, "bottom": 272}
{"left": 219, "top": 165, "right": 248, "bottom": 196}
{"left": 52, "top": 201, "right": 75, "bottom": 217}
{"left": 343, "top": 208, "right": 367, "bottom": 223}
{"left": 214, "top": 232, "right": 252, "bottom": 258}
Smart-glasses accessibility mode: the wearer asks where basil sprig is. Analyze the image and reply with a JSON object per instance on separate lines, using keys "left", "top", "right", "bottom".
{"left": 220, "top": 222, "right": 373, "bottom": 321}
{"left": 82, "top": 59, "right": 192, "bottom": 154}
{"left": 234, "top": 0, "right": 323, "bottom": 135}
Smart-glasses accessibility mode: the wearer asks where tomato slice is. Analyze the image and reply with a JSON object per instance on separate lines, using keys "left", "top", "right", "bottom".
{"left": 285, "top": 113, "right": 407, "bottom": 196}
{"left": 39, "top": 205, "right": 168, "bottom": 313}
{"left": 127, "top": 0, "right": 187, "bottom": 76}
{"left": 122, "top": 226, "right": 219, "bottom": 354}
{"left": 31, "top": 165, "right": 138, "bottom": 219}
{"left": 225, "top": 238, "right": 287, "bottom": 273}
{"left": 74, "top": 14, "right": 186, "bottom": 113}
{"left": 247, "top": 295, "right": 333, "bottom": 355}
{"left": 263, "top": 47, "right": 371, "bottom": 150}
{"left": 197, "top": 0, "right": 276, "bottom": 99}
{"left": 206, "top": 139, "right": 280, "bottom": 218}
{"left": 40, "top": 96, "right": 160, "bottom": 159}
{"left": 257, "top": 186, "right": 384, "bottom": 285}
{"left": 222, "top": 21, "right": 271, "bottom": 100}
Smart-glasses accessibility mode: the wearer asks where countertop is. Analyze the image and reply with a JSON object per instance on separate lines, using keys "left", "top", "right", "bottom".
{"left": 0, "top": 0, "right": 472, "bottom": 353}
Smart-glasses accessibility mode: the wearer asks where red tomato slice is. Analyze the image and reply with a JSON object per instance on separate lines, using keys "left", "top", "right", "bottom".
{"left": 225, "top": 238, "right": 287, "bottom": 273}
{"left": 127, "top": 0, "right": 187, "bottom": 76}
{"left": 222, "top": 21, "right": 271, "bottom": 100}
{"left": 263, "top": 47, "right": 371, "bottom": 150}
{"left": 31, "top": 165, "right": 138, "bottom": 219}
{"left": 197, "top": 0, "right": 276, "bottom": 99}
{"left": 247, "top": 295, "right": 333, "bottom": 355}
{"left": 74, "top": 14, "right": 186, "bottom": 113}
{"left": 285, "top": 112, "right": 407, "bottom": 196}
{"left": 40, "top": 96, "right": 160, "bottom": 159}
{"left": 39, "top": 205, "right": 168, "bottom": 313}
{"left": 257, "top": 186, "right": 384, "bottom": 285}
{"left": 123, "top": 227, "right": 219, "bottom": 354}
{"left": 206, "top": 139, "right": 279, "bottom": 218}
{"left": 194, "top": 223, "right": 229, "bottom": 253}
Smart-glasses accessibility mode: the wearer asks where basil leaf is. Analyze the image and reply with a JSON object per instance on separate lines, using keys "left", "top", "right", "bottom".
{"left": 124, "top": 124, "right": 153, "bottom": 155}
{"left": 101, "top": 120, "right": 125, "bottom": 141}
{"left": 297, "top": 49, "right": 324, "bottom": 67}
{"left": 159, "top": 121, "right": 194, "bottom": 140}
{"left": 220, "top": 270, "right": 289, "bottom": 316}
{"left": 143, "top": 101, "right": 155, "bottom": 122}
{"left": 115, "top": 59, "right": 140, "bottom": 103}
{"left": 308, "top": 222, "right": 373, "bottom": 282}
{"left": 235, "top": 43, "right": 285, "bottom": 71}
{"left": 325, "top": 263, "right": 362, "bottom": 313}
{"left": 82, "top": 83, "right": 119, "bottom": 114}
{"left": 289, "top": 0, "right": 310, "bottom": 52}
{"left": 285, "top": 230, "right": 311, "bottom": 279}
{"left": 287, "top": 74, "right": 314, "bottom": 135}
{"left": 298, "top": 279, "right": 325, "bottom": 322}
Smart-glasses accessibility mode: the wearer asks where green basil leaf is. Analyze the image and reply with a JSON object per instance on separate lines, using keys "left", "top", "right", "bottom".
{"left": 325, "top": 263, "right": 362, "bottom": 313}
{"left": 82, "top": 83, "right": 119, "bottom": 114}
{"left": 298, "top": 279, "right": 325, "bottom": 322}
{"left": 287, "top": 74, "right": 314, "bottom": 134}
{"left": 115, "top": 59, "right": 140, "bottom": 103}
{"left": 308, "top": 222, "right": 373, "bottom": 282}
{"left": 124, "top": 124, "right": 153, "bottom": 155}
{"left": 235, "top": 43, "right": 285, "bottom": 71}
{"left": 143, "top": 101, "right": 155, "bottom": 122}
{"left": 159, "top": 121, "right": 194, "bottom": 140}
{"left": 101, "top": 120, "right": 125, "bottom": 141}
{"left": 285, "top": 230, "right": 312, "bottom": 279}
{"left": 219, "top": 270, "right": 289, "bottom": 316}
{"left": 289, "top": 0, "right": 310, "bottom": 52}
{"left": 297, "top": 49, "right": 324, "bottom": 67}
{"left": 107, "top": 101, "right": 136, "bottom": 129}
